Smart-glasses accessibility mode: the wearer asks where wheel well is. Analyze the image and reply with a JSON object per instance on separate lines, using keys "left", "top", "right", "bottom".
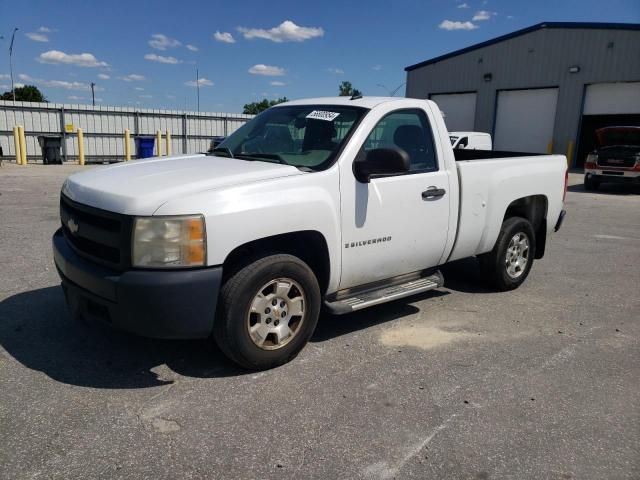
{"left": 222, "top": 231, "right": 331, "bottom": 293}
{"left": 503, "top": 195, "right": 548, "bottom": 259}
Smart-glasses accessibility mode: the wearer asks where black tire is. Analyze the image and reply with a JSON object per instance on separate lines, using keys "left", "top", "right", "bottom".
{"left": 214, "top": 254, "right": 321, "bottom": 370}
{"left": 479, "top": 216, "right": 536, "bottom": 292}
{"left": 584, "top": 173, "right": 600, "bottom": 191}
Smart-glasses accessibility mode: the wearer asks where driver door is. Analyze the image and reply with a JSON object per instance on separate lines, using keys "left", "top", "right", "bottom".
{"left": 338, "top": 108, "right": 451, "bottom": 289}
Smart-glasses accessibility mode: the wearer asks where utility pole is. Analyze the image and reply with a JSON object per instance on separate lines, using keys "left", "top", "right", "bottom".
{"left": 9, "top": 28, "right": 18, "bottom": 102}
{"left": 90, "top": 82, "right": 96, "bottom": 106}
{"left": 196, "top": 68, "right": 200, "bottom": 113}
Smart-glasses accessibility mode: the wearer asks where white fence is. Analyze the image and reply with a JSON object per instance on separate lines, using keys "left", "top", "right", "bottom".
{"left": 0, "top": 100, "right": 252, "bottom": 162}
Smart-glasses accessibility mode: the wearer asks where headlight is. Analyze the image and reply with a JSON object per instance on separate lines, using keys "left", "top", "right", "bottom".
{"left": 132, "top": 215, "right": 206, "bottom": 268}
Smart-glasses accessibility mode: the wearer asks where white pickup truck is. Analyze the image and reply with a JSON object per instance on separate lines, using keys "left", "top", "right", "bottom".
{"left": 53, "top": 96, "right": 567, "bottom": 369}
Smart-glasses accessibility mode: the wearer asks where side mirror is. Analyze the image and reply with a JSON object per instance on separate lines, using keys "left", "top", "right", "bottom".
{"left": 353, "top": 148, "right": 410, "bottom": 183}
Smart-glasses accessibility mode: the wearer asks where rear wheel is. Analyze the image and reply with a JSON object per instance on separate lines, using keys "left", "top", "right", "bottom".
{"left": 214, "top": 254, "right": 321, "bottom": 370}
{"left": 479, "top": 216, "right": 536, "bottom": 291}
{"left": 584, "top": 173, "right": 600, "bottom": 191}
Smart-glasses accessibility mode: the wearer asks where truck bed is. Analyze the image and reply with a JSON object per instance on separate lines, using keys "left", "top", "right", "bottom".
{"left": 453, "top": 149, "right": 545, "bottom": 161}
{"left": 447, "top": 153, "right": 567, "bottom": 263}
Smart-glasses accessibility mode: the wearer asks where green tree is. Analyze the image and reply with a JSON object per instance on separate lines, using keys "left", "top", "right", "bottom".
{"left": 338, "top": 81, "right": 362, "bottom": 97}
{"left": 0, "top": 85, "right": 48, "bottom": 102}
{"left": 243, "top": 97, "right": 288, "bottom": 115}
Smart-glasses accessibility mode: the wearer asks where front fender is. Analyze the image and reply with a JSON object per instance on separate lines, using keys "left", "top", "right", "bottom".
{"left": 154, "top": 170, "right": 342, "bottom": 292}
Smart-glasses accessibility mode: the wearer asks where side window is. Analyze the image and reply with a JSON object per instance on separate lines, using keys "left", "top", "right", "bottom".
{"left": 362, "top": 109, "right": 438, "bottom": 172}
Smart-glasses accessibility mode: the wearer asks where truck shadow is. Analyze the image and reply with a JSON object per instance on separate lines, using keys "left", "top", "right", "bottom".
{"left": 0, "top": 285, "right": 450, "bottom": 388}
{"left": 0, "top": 286, "right": 246, "bottom": 389}
{"left": 567, "top": 182, "right": 640, "bottom": 195}
{"left": 440, "top": 257, "right": 495, "bottom": 294}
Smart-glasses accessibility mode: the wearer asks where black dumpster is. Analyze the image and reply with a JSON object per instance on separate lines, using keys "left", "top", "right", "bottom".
{"left": 38, "top": 135, "right": 63, "bottom": 164}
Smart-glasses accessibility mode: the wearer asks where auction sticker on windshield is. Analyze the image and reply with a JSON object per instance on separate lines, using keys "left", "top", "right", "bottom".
{"left": 306, "top": 110, "right": 341, "bottom": 121}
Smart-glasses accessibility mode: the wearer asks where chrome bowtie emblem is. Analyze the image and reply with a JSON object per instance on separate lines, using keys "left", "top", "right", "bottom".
{"left": 67, "top": 217, "right": 79, "bottom": 234}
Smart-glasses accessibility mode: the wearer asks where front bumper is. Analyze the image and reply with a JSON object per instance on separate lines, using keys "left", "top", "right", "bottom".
{"left": 53, "top": 228, "right": 222, "bottom": 339}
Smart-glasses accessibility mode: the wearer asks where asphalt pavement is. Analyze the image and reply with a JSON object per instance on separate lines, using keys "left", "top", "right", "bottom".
{"left": 1, "top": 164, "right": 638, "bottom": 479}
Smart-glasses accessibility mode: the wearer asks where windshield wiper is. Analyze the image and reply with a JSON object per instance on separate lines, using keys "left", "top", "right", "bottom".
{"left": 238, "top": 153, "right": 287, "bottom": 164}
{"left": 210, "top": 147, "right": 234, "bottom": 158}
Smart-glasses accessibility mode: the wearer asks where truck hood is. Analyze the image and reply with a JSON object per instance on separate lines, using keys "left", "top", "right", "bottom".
{"left": 62, "top": 154, "right": 303, "bottom": 215}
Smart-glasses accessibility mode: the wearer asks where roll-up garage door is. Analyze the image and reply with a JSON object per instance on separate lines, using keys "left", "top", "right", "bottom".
{"left": 494, "top": 88, "right": 559, "bottom": 153}
{"left": 430, "top": 93, "right": 477, "bottom": 131}
{"left": 583, "top": 82, "right": 640, "bottom": 115}
{"left": 575, "top": 82, "right": 640, "bottom": 167}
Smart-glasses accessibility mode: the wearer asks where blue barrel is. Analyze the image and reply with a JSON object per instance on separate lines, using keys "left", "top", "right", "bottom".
{"left": 135, "top": 137, "right": 155, "bottom": 159}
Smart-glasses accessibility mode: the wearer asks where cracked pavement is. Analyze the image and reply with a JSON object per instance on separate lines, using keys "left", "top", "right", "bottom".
{"left": 1, "top": 165, "right": 639, "bottom": 479}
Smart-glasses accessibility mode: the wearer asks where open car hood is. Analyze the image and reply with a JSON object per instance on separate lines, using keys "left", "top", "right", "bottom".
{"left": 595, "top": 126, "right": 640, "bottom": 148}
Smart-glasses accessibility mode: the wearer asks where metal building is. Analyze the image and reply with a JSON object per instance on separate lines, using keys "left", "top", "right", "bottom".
{"left": 405, "top": 22, "right": 640, "bottom": 167}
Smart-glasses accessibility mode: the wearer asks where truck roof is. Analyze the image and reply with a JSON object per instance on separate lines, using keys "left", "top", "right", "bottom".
{"left": 278, "top": 96, "right": 421, "bottom": 109}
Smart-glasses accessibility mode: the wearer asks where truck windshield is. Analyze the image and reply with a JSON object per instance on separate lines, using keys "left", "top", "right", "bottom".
{"left": 209, "top": 105, "right": 368, "bottom": 170}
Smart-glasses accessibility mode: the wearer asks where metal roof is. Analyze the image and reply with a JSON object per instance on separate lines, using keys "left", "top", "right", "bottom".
{"left": 405, "top": 22, "right": 640, "bottom": 72}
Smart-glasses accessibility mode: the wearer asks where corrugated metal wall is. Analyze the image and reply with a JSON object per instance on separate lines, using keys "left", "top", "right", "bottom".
{"left": 405, "top": 26, "right": 640, "bottom": 164}
{"left": 0, "top": 101, "right": 252, "bottom": 161}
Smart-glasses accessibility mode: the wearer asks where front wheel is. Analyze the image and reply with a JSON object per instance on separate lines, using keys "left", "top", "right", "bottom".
{"left": 479, "top": 216, "right": 536, "bottom": 291}
{"left": 214, "top": 254, "right": 321, "bottom": 370}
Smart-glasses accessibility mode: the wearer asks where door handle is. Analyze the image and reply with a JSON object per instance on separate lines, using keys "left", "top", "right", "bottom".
{"left": 422, "top": 186, "right": 446, "bottom": 200}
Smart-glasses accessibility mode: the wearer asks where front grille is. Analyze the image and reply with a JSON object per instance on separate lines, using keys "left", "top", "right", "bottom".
{"left": 597, "top": 155, "right": 636, "bottom": 168}
{"left": 60, "top": 195, "right": 132, "bottom": 270}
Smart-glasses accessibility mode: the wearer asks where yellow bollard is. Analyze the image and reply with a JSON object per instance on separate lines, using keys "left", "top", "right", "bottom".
{"left": 13, "top": 126, "right": 22, "bottom": 165}
{"left": 165, "top": 129, "right": 172, "bottom": 156}
{"left": 565, "top": 141, "right": 574, "bottom": 169}
{"left": 156, "top": 130, "right": 162, "bottom": 157}
{"left": 124, "top": 129, "right": 131, "bottom": 161}
{"left": 546, "top": 140, "right": 553, "bottom": 154}
{"left": 77, "top": 128, "right": 85, "bottom": 166}
{"left": 18, "top": 126, "right": 27, "bottom": 166}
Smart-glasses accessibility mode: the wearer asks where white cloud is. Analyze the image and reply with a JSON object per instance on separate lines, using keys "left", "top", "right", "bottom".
{"left": 18, "top": 73, "right": 103, "bottom": 91}
{"left": 238, "top": 20, "right": 323, "bottom": 43}
{"left": 26, "top": 26, "right": 54, "bottom": 42}
{"left": 67, "top": 95, "right": 84, "bottom": 100}
{"left": 98, "top": 73, "right": 110, "bottom": 79}
{"left": 26, "top": 32, "right": 49, "bottom": 42}
{"left": 134, "top": 87, "right": 145, "bottom": 91}
{"left": 213, "top": 31, "right": 236, "bottom": 44}
{"left": 248, "top": 64, "right": 285, "bottom": 76}
{"left": 270, "top": 81, "right": 286, "bottom": 86}
{"left": 139, "top": 94, "right": 153, "bottom": 98}
{"left": 457, "top": 2, "right": 470, "bottom": 8}
{"left": 148, "top": 33, "right": 181, "bottom": 50}
{"left": 327, "top": 67, "right": 344, "bottom": 74}
{"left": 119, "top": 74, "right": 145, "bottom": 82}
{"left": 0, "top": 74, "right": 9, "bottom": 80}
{"left": 38, "top": 50, "right": 109, "bottom": 67}
{"left": 438, "top": 20, "right": 478, "bottom": 30}
{"left": 0, "top": 84, "right": 9, "bottom": 90}
{"left": 186, "top": 44, "right": 199, "bottom": 51}
{"left": 472, "top": 10, "right": 495, "bottom": 21}
{"left": 372, "top": 64, "right": 382, "bottom": 71}
{"left": 144, "top": 53, "right": 182, "bottom": 64}
{"left": 185, "top": 78, "right": 213, "bottom": 87}
{"left": 507, "top": 15, "right": 515, "bottom": 19}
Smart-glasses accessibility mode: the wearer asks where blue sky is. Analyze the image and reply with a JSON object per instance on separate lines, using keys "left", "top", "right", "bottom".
{"left": 2, "top": 0, "right": 639, "bottom": 112}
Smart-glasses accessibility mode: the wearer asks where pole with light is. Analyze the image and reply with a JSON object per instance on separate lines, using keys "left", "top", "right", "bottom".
{"left": 9, "top": 28, "right": 18, "bottom": 102}
{"left": 90, "top": 82, "right": 96, "bottom": 106}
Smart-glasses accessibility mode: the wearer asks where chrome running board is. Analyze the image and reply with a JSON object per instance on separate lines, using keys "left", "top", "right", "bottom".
{"left": 324, "top": 271, "right": 444, "bottom": 315}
